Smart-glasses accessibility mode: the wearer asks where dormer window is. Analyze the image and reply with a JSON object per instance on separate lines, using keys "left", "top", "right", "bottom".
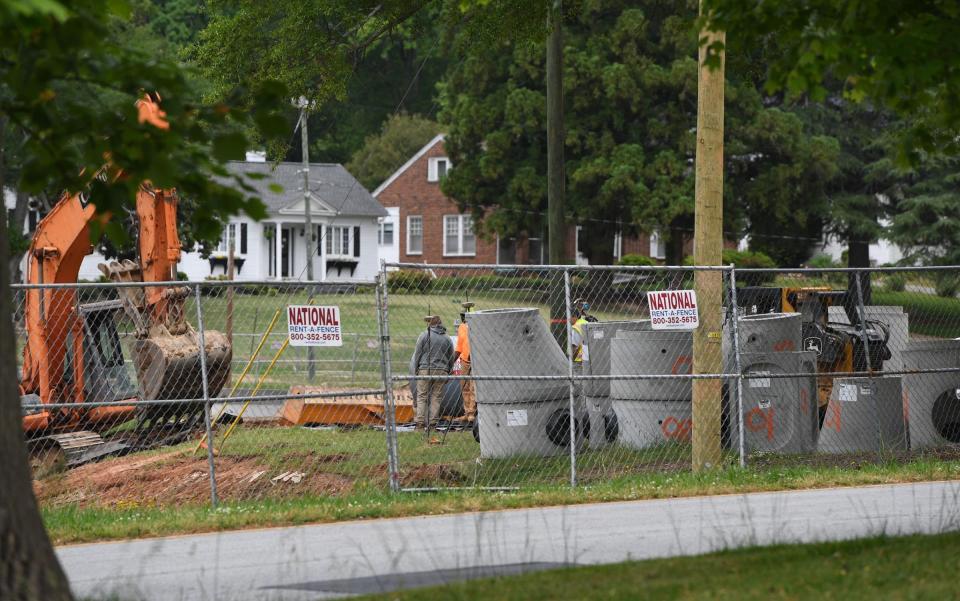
{"left": 428, "top": 157, "right": 451, "bottom": 182}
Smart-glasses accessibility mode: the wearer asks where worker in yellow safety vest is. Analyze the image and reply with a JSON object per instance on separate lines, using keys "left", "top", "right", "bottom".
{"left": 570, "top": 298, "right": 597, "bottom": 365}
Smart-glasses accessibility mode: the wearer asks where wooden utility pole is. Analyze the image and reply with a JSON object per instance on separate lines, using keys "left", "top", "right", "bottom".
{"left": 297, "top": 100, "right": 317, "bottom": 382}
{"left": 546, "top": 0, "right": 567, "bottom": 346}
{"left": 691, "top": 4, "right": 725, "bottom": 471}
{"left": 546, "top": 0, "right": 565, "bottom": 266}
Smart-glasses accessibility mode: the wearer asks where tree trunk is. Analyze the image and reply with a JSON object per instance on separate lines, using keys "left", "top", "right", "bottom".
{"left": 847, "top": 239, "right": 871, "bottom": 309}
{"left": 665, "top": 224, "right": 686, "bottom": 266}
{"left": 0, "top": 118, "right": 74, "bottom": 601}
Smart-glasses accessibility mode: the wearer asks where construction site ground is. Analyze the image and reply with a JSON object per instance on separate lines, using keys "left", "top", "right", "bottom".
{"left": 36, "top": 421, "right": 960, "bottom": 545}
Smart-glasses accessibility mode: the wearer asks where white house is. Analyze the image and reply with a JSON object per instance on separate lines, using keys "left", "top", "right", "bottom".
{"left": 63, "top": 156, "right": 387, "bottom": 282}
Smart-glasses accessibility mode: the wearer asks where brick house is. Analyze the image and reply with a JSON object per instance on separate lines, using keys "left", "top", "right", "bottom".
{"left": 374, "top": 134, "right": 671, "bottom": 267}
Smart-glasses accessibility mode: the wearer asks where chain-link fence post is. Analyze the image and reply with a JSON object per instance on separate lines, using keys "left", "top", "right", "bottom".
{"left": 377, "top": 263, "right": 401, "bottom": 492}
{"left": 563, "top": 267, "right": 577, "bottom": 487}
{"left": 194, "top": 282, "right": 219, "bottom": 507}
{"left": 727, "top": 265, "right": 746, "bottom": 468}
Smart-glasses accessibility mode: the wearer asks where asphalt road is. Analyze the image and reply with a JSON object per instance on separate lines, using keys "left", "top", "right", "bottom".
{"left": 59, "top": 480, "right": 960, "bottom": 601}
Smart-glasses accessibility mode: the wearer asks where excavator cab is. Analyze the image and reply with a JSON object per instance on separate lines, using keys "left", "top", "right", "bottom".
{"left": 79, "top": 299, "right": 137, "bottom": 405}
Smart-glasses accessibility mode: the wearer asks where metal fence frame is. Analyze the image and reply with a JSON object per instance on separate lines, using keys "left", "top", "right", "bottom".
{"left": 17, "top": 263, "right": 960, "bottom": 507}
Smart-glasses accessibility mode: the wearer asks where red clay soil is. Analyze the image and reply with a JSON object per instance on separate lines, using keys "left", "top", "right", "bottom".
{"left": 34, "top": 451, "right": 354, "bottom": 508}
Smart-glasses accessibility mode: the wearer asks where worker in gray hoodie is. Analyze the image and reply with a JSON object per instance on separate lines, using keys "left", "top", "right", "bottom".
{"left": 413, "top": 315, "right": 455, "bottom": 431}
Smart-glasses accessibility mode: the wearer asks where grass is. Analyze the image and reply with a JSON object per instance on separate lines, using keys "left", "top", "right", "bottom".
{"left": 43, "top": 435, "right": 960, "bottom": 545}
{"left": 355, "top": 530, "right": 960, "bottom": 601}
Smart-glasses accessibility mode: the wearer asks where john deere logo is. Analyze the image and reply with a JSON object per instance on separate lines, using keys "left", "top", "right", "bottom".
{"left": 804, "top": 337, "right": 823, "bottom": 355}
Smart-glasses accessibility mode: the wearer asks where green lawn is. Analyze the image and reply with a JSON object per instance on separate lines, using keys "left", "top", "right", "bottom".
{"left": 356, "top": 531, "right": 960, "bottom": 601}
{"left": 42, "top": 431, "right": 960, "bottom": 544}
{"left": 873, "top": 290, "right": 960, "bottom": 338}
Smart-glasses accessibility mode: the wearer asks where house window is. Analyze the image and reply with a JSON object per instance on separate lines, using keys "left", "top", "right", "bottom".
{"left": 214, "top": 222, "right": 247, "bottom": 255}
{"left": 407, "top": 215, "right": 423, "bottom": 255}
{"left": 443, "top": 214, "right": 476, "bottom": 257}
{"left": 428, "top": 157, "right": 451, "bottom": 182}
{"left": 527, "top": 237, "right": 544, "bottom": 264}
{"left": 325, "top": 225, "right": 351, "bottom": 258}
{"left": 378, "top": 221, "right": 394, "bottom": 246}
{"left": 650, "top": 230, "right": 666, "bottom": 260}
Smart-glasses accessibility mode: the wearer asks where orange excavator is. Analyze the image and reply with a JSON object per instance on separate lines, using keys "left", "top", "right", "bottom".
{"left": 19, "top": 96, "right": 232, "bottom": 465}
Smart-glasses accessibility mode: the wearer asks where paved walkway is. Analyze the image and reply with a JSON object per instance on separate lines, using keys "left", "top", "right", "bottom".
{"left": 59, "top": 480, "right": 960, "bottom": 601}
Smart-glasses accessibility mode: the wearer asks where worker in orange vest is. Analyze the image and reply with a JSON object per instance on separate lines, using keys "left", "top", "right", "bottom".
{"left": 454, "top": 301, "right": 476, "bottom": 423}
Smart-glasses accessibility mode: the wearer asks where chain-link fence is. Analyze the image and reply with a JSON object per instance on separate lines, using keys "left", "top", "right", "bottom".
{"left": 19, "top": 263, "right": 960, "bottom": 510}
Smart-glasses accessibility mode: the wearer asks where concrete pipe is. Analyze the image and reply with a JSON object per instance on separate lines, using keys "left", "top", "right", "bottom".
{"left": 476, "top": 401, "right": 588, "bottom": 459}
{"left": 733, "top": 351, "right": 818, "bottom": 454}
{"left": 465, "top": 308, "right": 569, "bottom": 404}
{"left": 829, "top": 306, "right": 909, "bottom": 371}
{"left": 582, "top": 320, "right": 651, "bottom": 397}
{"left": 611, "top": 399, "right": 692, "bottom": 450}
{"left": 902, "top": 340, "right": 960, "bottom": 449}
{"left": 817, "top": 376, "right": 908, "bottom": 453}
{"left": 466, "top": 308, "right": 581, "bottom": 458}
{"left": 722, "top": 312, "right": 802, "bottom": 371}
{"left": 609, "top": 330, "right": 692, "bottom": 401}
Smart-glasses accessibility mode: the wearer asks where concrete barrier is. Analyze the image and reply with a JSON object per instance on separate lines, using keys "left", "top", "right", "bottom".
{"left": 817, "top": 375, "right": 908, "bottom": 453}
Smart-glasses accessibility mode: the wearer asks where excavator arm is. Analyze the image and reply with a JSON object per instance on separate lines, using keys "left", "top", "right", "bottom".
{"left": 21, "top": 170, "right": 230, "bottom": 437}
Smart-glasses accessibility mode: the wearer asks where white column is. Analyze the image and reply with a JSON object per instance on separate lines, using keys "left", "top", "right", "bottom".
{"left": 275, "top": 221, "right": 282, "bottom": 280}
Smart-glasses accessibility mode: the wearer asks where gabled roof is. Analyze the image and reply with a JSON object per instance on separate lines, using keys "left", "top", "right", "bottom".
{"left": 225, "top": 161, "right": 387, "bottom": 218}
{"left": 371, "top": 133, "right": 446, "bottom": 197}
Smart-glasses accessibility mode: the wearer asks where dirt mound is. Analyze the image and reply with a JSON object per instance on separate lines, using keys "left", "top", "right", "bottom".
{"left": 35, "top": 451, "right": 354, "bottom": 508}
{"left": 402, "top": 464, "right": 465, "bottom": 488}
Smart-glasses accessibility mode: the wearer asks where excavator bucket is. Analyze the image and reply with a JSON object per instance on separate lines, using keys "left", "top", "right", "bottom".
{"left": 99, "top": 260, "right": 232, "bottom": 429}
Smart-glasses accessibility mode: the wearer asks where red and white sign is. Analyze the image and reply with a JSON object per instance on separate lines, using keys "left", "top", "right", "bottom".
{"left": 647, "top": 290, "right": 699, "bottom": 330}
{"left": 287, "top": 305, "right": 343, "bottom": 347}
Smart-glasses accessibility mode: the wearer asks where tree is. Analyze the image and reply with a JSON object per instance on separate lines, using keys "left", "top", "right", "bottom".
{"left": 0, "top": 2, "right": 288, "bottom": 599}
{"left": 347, "top": 113, "right": 441, "bottom": 190}
{"left": 440, "top": 0, "right": 837, "bottom": 266}
{"left": 702, "top": 0, "right": 960, "bottom": 160}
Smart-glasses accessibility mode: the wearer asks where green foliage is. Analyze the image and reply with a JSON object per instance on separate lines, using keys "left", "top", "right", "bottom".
{"left": 387, "top": 269, "right": 433, "bottom": 293}
{"left": 806, "top": 254, "right": 837, "bottom": 269}
{"left": 722, "top": 249, "right": 776, "bottom": 270}
{"left": 702, "top": 0, "right": 960, "bottom": 159}
{"left": 617, "top": 254, "right": 655, "bottom": 267}
{"left": 347, "top": 113, "right": 442, "bottom": 190}
{"left": 440, "top": 0, "right": 840, "bottom": 265}
{"left": 0, "top": 0, "right": 290, "bottom": 250}
{"left": 890, "top": 156, "right": 960, "bottom": 266}
{"left": 934, "top": 273, "right": 960, "bottom": 299}
{"left": 884, "top": 274, "right": 906, "bottom": 292}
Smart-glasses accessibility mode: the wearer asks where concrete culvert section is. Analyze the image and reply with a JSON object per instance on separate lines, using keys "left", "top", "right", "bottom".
{"left": 817, "top": 376, "right": 908, "bottom": 453}
{"left": 466, "top": 308, "right": 585, "bottom": 458}
{"left": 609, "top": 330, "right": 693, "bottom": 450}
{"left": 582, "top": 320, "right": 650, "bottom": 449}
{"left": 902, "top": 340, "right": 960, "bottom": 449}
{"left": 736, "top": 351, "right": 819, "bottom": 454}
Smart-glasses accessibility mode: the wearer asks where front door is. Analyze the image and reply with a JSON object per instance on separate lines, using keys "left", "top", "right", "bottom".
{"left": 281, "top": 227, "right": 294, "bottom": 278}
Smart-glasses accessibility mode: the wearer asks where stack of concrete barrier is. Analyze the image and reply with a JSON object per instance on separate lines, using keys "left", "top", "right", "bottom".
{"left": 609, "top": 330, "right": 693, "bottom": 450}
{"left": 817, "top": 375, "right": 908, "bottom": 453}
{"left": 466, "top": 308, "right": 586, "bottom": 459}
{"left": 902, "top": 340, "right": 960, "bottom": 449}
{"left": 581, "top": 320, "right": 650, "bottom": 448}
{"left": 725, "top": 313, "right": 819, "bottom": 453}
